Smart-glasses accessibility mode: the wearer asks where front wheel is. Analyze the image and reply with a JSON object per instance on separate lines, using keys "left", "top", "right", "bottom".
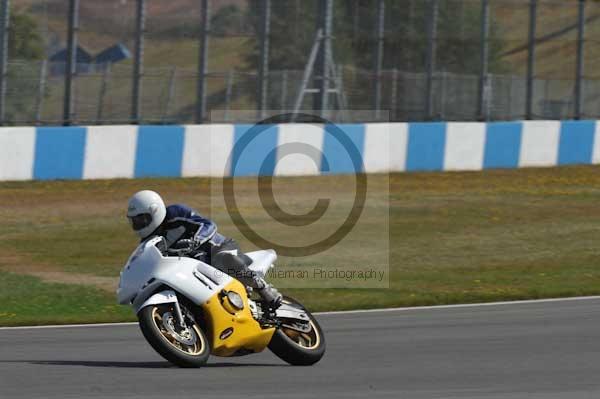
{"left": 138, "top": 301, "right": 210, "bottom": 368}
{"left": 268, "top": 297, "right": 326, "bottom": 366}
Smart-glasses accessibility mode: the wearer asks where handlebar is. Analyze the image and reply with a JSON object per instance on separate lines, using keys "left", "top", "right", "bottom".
{"left": 165, "top": 239, "right": 207, "bottom": 260}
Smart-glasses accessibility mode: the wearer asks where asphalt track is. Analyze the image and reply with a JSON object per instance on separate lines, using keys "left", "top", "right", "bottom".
{"left": 2, "top": 298, "right": 600, "bottom": 399}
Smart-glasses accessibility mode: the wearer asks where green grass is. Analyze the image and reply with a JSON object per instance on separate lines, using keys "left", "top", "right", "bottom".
{"left": 2, "top": 166, "right": 600, "bottom": 325}
{"left": 0, "top": 272, "right": 131, "bottom": 327}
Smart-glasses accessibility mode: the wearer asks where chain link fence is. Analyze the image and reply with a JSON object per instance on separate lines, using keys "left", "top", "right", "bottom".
{"left": 1, "top": 0, "right": 600, "bottom": 125}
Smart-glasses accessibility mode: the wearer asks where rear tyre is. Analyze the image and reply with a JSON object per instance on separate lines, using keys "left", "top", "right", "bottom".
{"left": 138, "top": 301, "right": 210, "bottom": 368}
{"left": 268, "top": 297, "right": 326, "bottom": 366}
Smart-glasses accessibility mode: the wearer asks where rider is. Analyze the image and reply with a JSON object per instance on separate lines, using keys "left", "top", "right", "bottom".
{"left": 126, "top": 190, "right": 282, "bottom": 309}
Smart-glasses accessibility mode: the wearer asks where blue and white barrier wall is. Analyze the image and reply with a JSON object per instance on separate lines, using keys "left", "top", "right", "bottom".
{"left": 1, "top": 121, "right": 600, "bottom": 181}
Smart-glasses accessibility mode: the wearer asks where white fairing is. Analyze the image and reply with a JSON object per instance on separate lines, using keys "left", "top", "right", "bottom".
{"left": 245, "top": 249, "right": 276, "bottom": 278}
{"left": 117, "top": 236, "right": 233, "bottom": 312}
{"left": 139, "top": 290, "right": 178, "bottom": 310}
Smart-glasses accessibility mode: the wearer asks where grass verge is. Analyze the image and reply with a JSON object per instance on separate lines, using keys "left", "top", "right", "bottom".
{"left": 0, "top": 272, "right": 131, "bottom": 327}
{"left": 2, "top": 166, "right": 600, "bottom": 325}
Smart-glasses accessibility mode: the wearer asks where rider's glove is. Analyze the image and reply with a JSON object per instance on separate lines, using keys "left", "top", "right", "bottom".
{"left": 170, "top": 239, "right": 196, "bottom": 252}
{"left": 193, "top": 229, "right": 216, "bottom": 247}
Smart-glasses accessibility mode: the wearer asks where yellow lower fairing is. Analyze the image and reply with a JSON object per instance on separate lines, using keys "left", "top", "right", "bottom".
{"left": 201, "top": 280, "right": 275, "bottom": 357}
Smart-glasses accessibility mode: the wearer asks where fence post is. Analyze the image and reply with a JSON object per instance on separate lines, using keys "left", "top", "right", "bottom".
{"left": 0, "top": 0, "right": 9, "bottom": 125}
{"left": 195, "top": 0, "right": 210, "bottom": 124}
{"left": 425, "top": 0, "right": 439, "bottom": 120}
{"left": 131, "top": 0, "right": 145, "bottom": 124}
{"left": 280, "top": 69, "right": 288, "bottom": 110}
{"left": 257, "top": 0, "right": 271, "bottom": 120}
{"left": 35, "top": 60, "right": 47, "bottom": 125}
{"left": 96, "top": 63, "right": 111, "bottom": 124}
{"left": 440, "top": 71, "right": 447, "bottom": 119}
{"left": 510, "top": 74, "right": 518, "bottom": 120}
{"left": 575, "top": 0, "right": 585, "bottom": 120}
{"left": 484, "top": 73, "right": 492, "bottom": 119}
{"left": 390, "top": 68, "right": 398, "bottom": 121}
{"left": 477, "top": 0, "right": 490, "bottom": 121}
{"left": 63, "top": 0, "right": 79, "bottom": 126}
{"left": 224, "top": 70, "right": 234, "bottom": 122}
{"left": 526, "top": 0, "right": 537, "bottom": 120}
{"left": 317, "top": 0, "right": 333, "bottom": 118}
{"left": 373, "top": 0, "right": 385, "bottom": 120}
{"left": 162, "top": 66, "right": 177, "bottom": 123}
{"left": 336, "top": 64, "right": 347, "bottom": 121}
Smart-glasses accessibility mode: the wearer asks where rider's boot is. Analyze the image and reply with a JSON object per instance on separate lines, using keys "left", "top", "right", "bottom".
{"left": 252, "top": 276, "right": 282, "bottom": 310}
{"left": 213, "top": 250, "right": 282, "bottom": 309}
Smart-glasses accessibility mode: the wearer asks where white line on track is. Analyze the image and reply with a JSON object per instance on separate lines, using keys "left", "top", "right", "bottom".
{"left": 317, "top": 295, "right": 600, "bottom": 315}
{"left": 2, "top": 295, "right": 600, "bottom": 331}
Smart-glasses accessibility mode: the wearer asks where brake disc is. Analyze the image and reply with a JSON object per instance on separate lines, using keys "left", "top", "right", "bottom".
{"left": 162, "top": 312, "right": 197, "bottom": 346}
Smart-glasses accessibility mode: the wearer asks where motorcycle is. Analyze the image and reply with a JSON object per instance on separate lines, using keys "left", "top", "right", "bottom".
{"left": 117, "top": 236, "right": 326, "bottom": 367}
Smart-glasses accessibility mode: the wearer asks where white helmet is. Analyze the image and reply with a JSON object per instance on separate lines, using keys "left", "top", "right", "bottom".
{"left": 127, "top": 190, "right": 167, "bottom": 239}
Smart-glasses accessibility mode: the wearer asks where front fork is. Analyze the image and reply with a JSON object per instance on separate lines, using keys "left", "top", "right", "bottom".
{"left": 172, "top": 299, "right": 187, "bottom": 328}
{"left": 136, "top": 290, "right": 188, "bottom": 328}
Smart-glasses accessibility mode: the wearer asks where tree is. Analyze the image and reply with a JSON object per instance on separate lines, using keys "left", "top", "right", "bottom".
{"left": 244, "top": 0, "right": 356, "bottom": 109}
{"left": 246, "top": 0, "right": 355, "bottom": 71}
{"left": 336, "top": 0, "right": 506, "bottom": 74}
{"left": 9, "top": 11, "right": 43, "bottom": 60}
{"left": 243, "top": 0, "right": 507, "bottom": 111}
{"left": 5, "top": 9, "right": 44, "bottom": 124}
{"left": 211, "top": 4, "right": 250, "bottom": 38}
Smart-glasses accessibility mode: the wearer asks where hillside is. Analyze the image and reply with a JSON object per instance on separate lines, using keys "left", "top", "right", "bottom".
{"left": 493, "top": 0, "right": 598, "bottom": 79}
{"left": 14, "top": 0, "right": 600, "bottom": 75}
{"left": 10, "top": 0, "right": 600, "bottom": 122}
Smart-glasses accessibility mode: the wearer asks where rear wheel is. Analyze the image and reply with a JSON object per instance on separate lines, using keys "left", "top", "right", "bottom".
{"left": 138, "top": 301, "right": 210, "bottom": 368}
{"left": 268, "top": 297, "right": 326, "bottom": 366}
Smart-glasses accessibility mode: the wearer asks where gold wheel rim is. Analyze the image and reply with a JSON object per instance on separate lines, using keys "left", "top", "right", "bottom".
{"left": 282, "top": 319, "right": 321, "bottom": 350}
{"left": 151, "top": 306, "right": 206, "bottom": 356}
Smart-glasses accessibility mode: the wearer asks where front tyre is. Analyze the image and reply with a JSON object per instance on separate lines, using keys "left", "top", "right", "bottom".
{"left": 268, "top": 297, "right": 326, "bottom": 366}
{"left": 138, "top": 302, "right": 210, "bottom": 368}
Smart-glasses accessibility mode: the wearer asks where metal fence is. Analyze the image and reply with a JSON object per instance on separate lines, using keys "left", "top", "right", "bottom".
{"left": 1, "top": 0, "right": 599, "bottom": 126}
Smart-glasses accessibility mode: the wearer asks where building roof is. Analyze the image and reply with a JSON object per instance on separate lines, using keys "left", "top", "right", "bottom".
{"left": 49, "top": 45, "right": 93, "bottom": 63}
{"left": 94, "top": 43, "right": 131, "bottom": 64}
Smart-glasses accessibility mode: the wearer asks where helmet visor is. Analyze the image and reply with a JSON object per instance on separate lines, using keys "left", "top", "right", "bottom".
{"left": 128, "top": 213, "right": 153, "bottom": 231}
